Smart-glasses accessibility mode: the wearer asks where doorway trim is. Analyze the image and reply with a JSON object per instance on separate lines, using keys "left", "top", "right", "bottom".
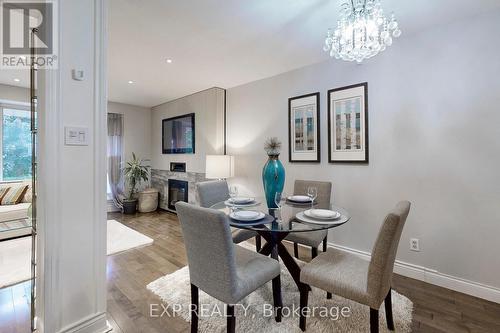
{"left": 36, "top": 0, "right": 109, "bottom": 332}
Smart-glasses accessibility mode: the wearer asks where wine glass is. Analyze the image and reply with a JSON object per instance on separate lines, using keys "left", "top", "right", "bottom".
{"left": 307, "top": 187, "right": 317, "bottom": 208}
{"left": 275, "top": 192, "right": 284, "bottom": 209}
{"left": 229, "top": 186, "right": 238, "bottom": 200}
{"left": 274, "top": 192, "right": 285, "bottom": 221}
{"left": 228, "top": 186, "right": 238, "bottom": 213}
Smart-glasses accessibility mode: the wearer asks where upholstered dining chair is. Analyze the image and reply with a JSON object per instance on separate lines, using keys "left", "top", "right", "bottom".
{"left": 298, "top": 201, "right": 411, "bottom": 333}
{"left": 285, "top": 180, "right": 332, "bottom": 259}
{"left": 196, "top": 180, "right": 261, "bottom": 249}
{"left": 175, "top": 202, "right": 282, "bottom": 333}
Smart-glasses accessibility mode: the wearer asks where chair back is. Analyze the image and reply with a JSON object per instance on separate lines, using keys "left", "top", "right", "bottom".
{"left": 196, "top": 180, "right": 230, "bottom": 208}
{"left": 175, "top": 201, "right": 238, "bottom": 301}
{"left": 294, "top": 180, "right": 332, "bottom": 208}
{"left": 367, "top": 201, "right": 411, "bottom": 305}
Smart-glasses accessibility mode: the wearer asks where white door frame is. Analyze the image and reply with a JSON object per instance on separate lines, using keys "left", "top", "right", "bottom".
{"left": 36, "top": 1, "right": 108, "bottom": 332}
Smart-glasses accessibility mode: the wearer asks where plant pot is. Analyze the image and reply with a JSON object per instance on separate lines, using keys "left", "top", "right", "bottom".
{"left": 122, "top": 199, "right": 138, "bottom": 215}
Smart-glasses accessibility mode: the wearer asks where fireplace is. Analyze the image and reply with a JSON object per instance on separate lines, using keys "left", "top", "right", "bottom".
{"left": 151, "top": 169, "right": 206, "bottom": 210}
{"left": 168, "top": 179, "right": 188, "bottom": 211}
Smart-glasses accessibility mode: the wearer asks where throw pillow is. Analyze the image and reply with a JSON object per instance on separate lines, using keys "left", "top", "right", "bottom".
{"left": 2, "top": 184, "right": 29, "bottom": 205}
{"left": 0, "top": 186, "right": 10, "bottom": 203}
{"left": 22, "top": 185, "right": 33, "bottom": 203}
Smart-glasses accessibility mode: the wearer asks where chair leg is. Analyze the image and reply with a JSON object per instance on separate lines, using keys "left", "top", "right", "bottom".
{"left": 272, "top": 275, "right": 282, "bottom": 322}
{"left": 322, "top": 236, "right": 327, "bottom": 252}
{"left": 227, "top": 304, "right": 235, "bottom": 333}
{"left": 370, "top": 308, "right": 379, "bottom": 333}
{"left": 293, "top": 242, "right": 299, "bottom": 258}
{"left": 299, "top": 288, "right": 309, "bottom": 331}
{"left": 311, "top": 247, "right": 318, "bottom": 259}
{"left": 255, "top": 235, "right": 262, "bottom": 252}
{"left": 326, "top": 292, "right": 332, "bottom": 299}
{"left": 190, "top": 284, "right": 199, "bottom": 333}
{"left": 385, "top": 288, "right": 395, "bottom": 330}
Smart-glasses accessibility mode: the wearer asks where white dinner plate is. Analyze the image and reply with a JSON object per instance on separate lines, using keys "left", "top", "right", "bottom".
{"left": 224, "top": 199, "right": 259, "bottom": 207}
{"left": 287, "top": 195, "right": 312, "bottom": 203}
{"left": 304, "top": 209, "right": 340, "bottom": 220}
{"left": 230, "top": 211, "right": 265, "bottom": 222}
{"left": 295, "top": 211, "right": 344, "bottom": 225}
{"left": 229, "top": 197, "right": 254, "bottom": 204}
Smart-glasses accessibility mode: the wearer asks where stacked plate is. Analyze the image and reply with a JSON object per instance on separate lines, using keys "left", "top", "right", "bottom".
{"left": 286, "top": 195, "right": 313, "bottom": 204}
{"left": 229, "top": 210, "right": 265, "bottom": 222}
{"left": 224, "top": 196, "right": 259, "bottom": 207}
{"left": 296, "top": 209, "right": 342, "bottom": 225}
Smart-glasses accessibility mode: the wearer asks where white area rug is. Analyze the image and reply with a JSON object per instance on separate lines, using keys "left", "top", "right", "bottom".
{"left": 0, "top": 237, "right": 31, "bottom": 289}
{"left": 147, "top": 242, "right": 413, "bottom": 333}
{"left": 107, "top": 219, "right": 153, "bottom": 255}
{"left": 0, "top": 220, "right": 153, "bottom": 288}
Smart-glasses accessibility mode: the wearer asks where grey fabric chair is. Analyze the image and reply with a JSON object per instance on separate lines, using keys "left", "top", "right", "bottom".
{"left": 175, "top": 202, "right": 282, "bottom": 333}
{"left": 197, "top": 179, "right": 231, "bottom": 208}
{"left": 196, "top": 180, "right": 261, "bottom": 249}
{"left": 285, "top": 180, "right": 332, "bottom": 259}
{"left": 298, "top": 201, "right": 411, "bottom": 333}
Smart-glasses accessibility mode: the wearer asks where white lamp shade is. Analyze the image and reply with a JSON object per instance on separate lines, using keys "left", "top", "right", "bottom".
{"left": 206, "top": 155, "right": 234, "bottom": 179}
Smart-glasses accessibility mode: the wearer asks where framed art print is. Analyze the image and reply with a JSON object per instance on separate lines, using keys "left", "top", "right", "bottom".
{"left": 288, "top": 92, "right": 320, "bottom": 163}
{"left": 328, "top": 83, "right": 368, "bottom": 163}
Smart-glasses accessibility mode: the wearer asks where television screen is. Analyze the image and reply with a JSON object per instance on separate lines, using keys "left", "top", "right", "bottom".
{"left": 162, "top": 113, "right": 195, "bottom": 154}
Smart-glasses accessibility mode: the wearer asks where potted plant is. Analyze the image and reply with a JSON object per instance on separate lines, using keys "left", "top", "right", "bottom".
{"left": 122, "top": 152, "right": 149, "bottom": 214}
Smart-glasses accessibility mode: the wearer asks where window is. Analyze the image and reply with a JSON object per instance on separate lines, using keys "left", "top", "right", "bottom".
{"left": 107, "top": 173, "right": 113, "bottom": 200}
{"left": 0, "top": 105, "right": 32, "bottom": 181}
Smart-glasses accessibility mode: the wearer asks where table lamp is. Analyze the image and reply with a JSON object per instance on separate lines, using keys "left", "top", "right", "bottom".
{"left": 205, "top": 155, "right": 234, "bottom": 179}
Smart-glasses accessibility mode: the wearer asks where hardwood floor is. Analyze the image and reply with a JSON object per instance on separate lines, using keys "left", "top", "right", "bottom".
{"left": 1, "top": 210, "right": 499, "bottom": 332}
{"left": 0, "top": 280, "right": 31, "bottom": 333}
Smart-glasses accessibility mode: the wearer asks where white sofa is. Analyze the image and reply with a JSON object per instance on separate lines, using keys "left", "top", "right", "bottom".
{"left": 0, "top": 181, "right": 31, "bottom": 240}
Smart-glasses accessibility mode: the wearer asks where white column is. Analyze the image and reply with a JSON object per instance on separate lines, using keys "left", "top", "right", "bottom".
{"left": 37, "top": 0, "right": 108, "bottom": 332}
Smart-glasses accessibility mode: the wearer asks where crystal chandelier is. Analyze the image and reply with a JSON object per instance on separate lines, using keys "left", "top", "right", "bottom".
{"left": 324, "top": 0, "right": 401, "bottom": 63}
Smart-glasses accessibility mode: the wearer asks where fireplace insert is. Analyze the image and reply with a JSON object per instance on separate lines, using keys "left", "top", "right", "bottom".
{"left": 168, "top": 179, "right": 188, "bottom": 211}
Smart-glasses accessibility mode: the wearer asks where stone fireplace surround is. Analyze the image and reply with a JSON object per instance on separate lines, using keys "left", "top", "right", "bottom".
{"left": 151, "top": 169, "right": 207, "bottom": 211}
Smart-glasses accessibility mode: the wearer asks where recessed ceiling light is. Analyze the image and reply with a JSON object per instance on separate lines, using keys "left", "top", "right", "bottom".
{"left": 166, "top": 59, "right": 172, "bottom": 63}
{"left": 128, "top": 80, "right": 134, "bottom": 84}
{"left": 13, "top": 78, "right": 20, "bottom": 82}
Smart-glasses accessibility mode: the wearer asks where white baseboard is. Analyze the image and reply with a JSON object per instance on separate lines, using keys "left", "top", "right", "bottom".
{"left": 57, "top": 312, "right": 110, "bottom": 333}
{"left": 327, "top": 242, "right": 500, "bottom": 304}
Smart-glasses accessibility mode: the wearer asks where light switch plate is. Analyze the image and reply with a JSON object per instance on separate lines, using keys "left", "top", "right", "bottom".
{"left": 71, "top": 69, "right": 84, "bottom": 81}
{"left": 65, "top": 126, "right": 89, "bottom": 146}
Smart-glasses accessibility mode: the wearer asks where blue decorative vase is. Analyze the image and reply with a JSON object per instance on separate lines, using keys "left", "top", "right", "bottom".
{"left": 262, "top": 154, "right": 285, "bottom": 208}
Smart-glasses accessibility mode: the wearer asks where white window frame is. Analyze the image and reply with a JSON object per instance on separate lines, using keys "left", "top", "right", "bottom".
{"left": 0, "top": 100, "right": 31, "bottom": 183}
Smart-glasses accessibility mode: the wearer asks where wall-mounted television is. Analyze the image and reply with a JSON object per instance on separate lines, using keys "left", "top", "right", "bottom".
{"left": 162, "top": 113, "right": 195, "bottom": 154}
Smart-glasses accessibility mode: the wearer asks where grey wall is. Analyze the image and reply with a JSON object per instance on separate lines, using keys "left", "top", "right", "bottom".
{"left": 107, "top": 102, "right": 152, "bottom": 197}
{"left": 107, "top": 101, "right": 151, "bottom": 164}
{"left": 226, "top": 10, "right": 500, "bottom": 288}
{"left": 151, "top": 87, "right": 225, "bottom": 173}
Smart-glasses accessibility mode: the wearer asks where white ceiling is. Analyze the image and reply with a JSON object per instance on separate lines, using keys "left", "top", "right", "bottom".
{"left": 1, "top": 0, "right": 499, "bottom": 107}
{"left": 0, "top": 69, "right": 29, "bottom": 90}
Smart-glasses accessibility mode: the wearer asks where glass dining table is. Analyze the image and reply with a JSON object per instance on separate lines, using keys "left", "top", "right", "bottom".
{"left": 210, "top": 197, "right": 351, "bottom": 293}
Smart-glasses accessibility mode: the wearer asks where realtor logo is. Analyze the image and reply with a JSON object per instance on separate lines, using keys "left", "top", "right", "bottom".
{"left": 1, "top": 0, "right": 58, "bottom": 68}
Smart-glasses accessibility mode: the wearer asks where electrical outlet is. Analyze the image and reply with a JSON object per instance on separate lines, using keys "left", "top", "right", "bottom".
{"left": 410, "top": 238, "right": 420, "bottom": 252}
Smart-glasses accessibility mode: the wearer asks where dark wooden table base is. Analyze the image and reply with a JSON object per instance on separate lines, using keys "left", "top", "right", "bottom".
{"left": 256, "top": 228, "right": 311, "bottom": 293}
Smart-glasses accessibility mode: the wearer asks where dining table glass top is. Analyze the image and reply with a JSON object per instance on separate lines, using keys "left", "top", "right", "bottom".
{"left": 210, "top": 197, "right": 350, "bottom": 233}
